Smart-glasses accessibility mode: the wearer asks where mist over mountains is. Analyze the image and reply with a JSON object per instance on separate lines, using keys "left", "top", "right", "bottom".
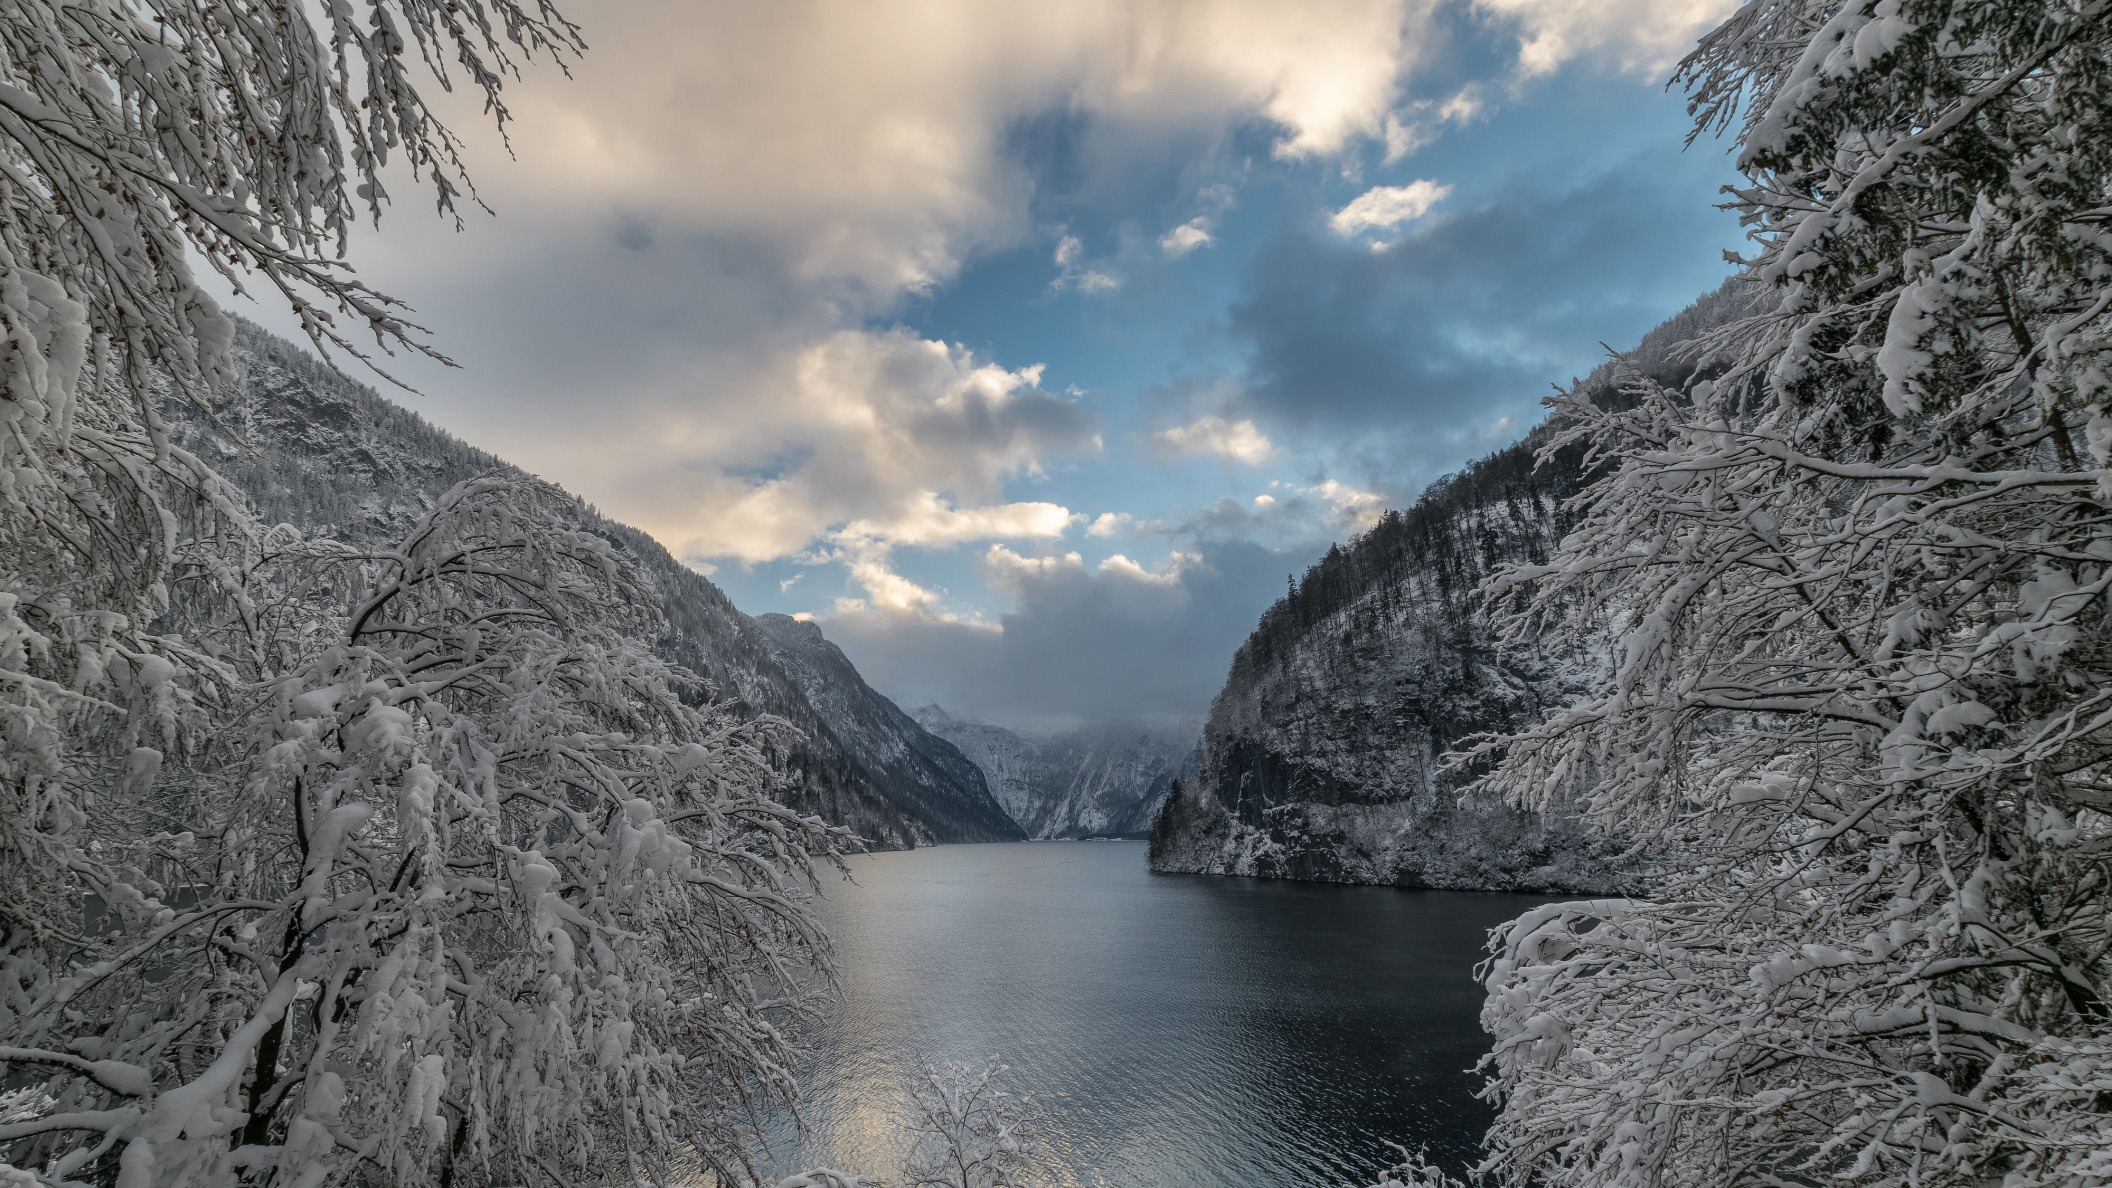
{"left": 911, "top": 706, "right": 1199, "bottom": 839}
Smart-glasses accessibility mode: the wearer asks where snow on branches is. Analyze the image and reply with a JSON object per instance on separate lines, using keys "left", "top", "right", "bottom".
{"left": 4, "top": 476, "right": 853, "bottom": 1187}
{"left": 0, "top": 4, "right": 860, "bottom": 1184}
{"left": 0, "top": 0, "right": 581, "bottom": 384}
{"left": 1461, "top": 2, "right": 2112, "bottom": 1186}
{"left": 2, "top": 0, "right": 583, "bottom": 941}
{"left": 900, "top": 1056, "right": 1038, "bottom": 1188}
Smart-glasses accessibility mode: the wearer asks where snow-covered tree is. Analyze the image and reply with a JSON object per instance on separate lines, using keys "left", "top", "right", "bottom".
{"left": 901, "top": 1056, "right": 1038, "bottom": 1188}
{"left": 5, "top": 475, "right": 852, "bottom": 1186}
{"left": 4, "top": 0, "right": 588, "bottom": 1096}
{"left": 1465, "top": 2, "right": 2112, "bottom": 1185}
{"left": 2, "top": 4, "right": 857, "bottom": 1185}
{"left": 1, "top": 0, "right": 585, "bottom": 914}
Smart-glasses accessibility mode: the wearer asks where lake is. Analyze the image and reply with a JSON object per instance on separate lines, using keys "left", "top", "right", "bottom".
{"left": 757, "top": 841, "right": 1551, "bottom": 1188}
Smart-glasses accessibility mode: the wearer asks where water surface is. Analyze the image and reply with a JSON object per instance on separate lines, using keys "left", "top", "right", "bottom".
{"left": 762, "top": 841, "right": 1548, "bottom": 1187}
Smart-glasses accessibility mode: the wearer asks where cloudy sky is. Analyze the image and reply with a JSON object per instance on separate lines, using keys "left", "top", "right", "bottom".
{"left": 232, "top": 0, "right": 1745, "bottom": 731}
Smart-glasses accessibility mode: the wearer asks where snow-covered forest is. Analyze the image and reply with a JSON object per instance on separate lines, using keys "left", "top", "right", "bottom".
{"left": 0, "top": 0, "right": 858, "bottom": 1184}
{"left": 1455, "top": 2, "right": 2112, "bottom": 1184}
{"left": 7, "top": 0, "right": 2112, "bottom": 1185}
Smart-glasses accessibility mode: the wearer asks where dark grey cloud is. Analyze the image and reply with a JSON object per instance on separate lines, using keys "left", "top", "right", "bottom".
{"left": 824, "top": 536, "right": 1309, "bottom": 729}
{"left": 1229, "top": 153, "right": 1733, "bottom": 448}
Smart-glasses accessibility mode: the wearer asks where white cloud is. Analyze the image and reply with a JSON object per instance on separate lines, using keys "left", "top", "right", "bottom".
{"left": 1086, "top": 511, "right": 1135, "bottom": 537}
{"left": 1473, "top": 0, "right": 1740, "bottom": 77}
{"left": 1381, "top": 85, "right": 1486, "bottom": 162}
{"left": 1052, "top": 233, "right": 1123, "bottom": 294}
{"left": 1329, "top": 180, "right": 1451, "bottom": 237}
{"left": 592, "top": 327, "right": 1099, "bottom": 565}
{"left": 1306, "top": 478, "right": 1387, "bottom": 527}
{"left": 1098, "top": 551, "right": 1200, "bottom": 587}
{"left": 1159, "top": 218, "right": 1216, "bottom": 256}
{"left": 982, "top": 544, "right": 1200, "bottom": 597}
{"left": 1153, "top": 415, "right": 1276, "bottom": 464}
{"left": 1172, "top": 478, "right": 1388, "bottom": 545}
{"left": 984, "top": 545, "right": 1088, "bottom": 595}
{"left": 819, "top": 495, "right": 1082, "bottom": 622}
{"left": 844, "top": 550, "right": 951, "bottom": 616}
{"left": 838, "top": 493, "right": 1079, "bottom": 549}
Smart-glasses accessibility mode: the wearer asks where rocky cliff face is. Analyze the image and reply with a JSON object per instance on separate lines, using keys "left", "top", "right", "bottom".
{"left": 163, "top": 320, "right": 1013, "bottom": 849}
{"left": 912, "top": 707, "right": 1199, "bottom": 839}
{"left": 1145, "top": 429, "right": 1629, "bottom": 891}
{"left": 752, "top": 617, "right": 1022, "bottom": 842}
{"left": 1149, "top": 284, "right": 1754, "bottom": 891}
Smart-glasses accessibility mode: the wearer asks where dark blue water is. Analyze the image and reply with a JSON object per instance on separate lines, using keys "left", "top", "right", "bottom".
{"left": 760, "top": 842, "right": 1548, "bottom": 1187}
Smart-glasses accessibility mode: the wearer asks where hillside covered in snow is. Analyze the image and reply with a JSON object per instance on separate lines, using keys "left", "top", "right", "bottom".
{"left": 164, "top": 320, "right": 1019, "bottom": 849}
{"left": 1148, "top": 286, "right": 1753, "bottom": 890}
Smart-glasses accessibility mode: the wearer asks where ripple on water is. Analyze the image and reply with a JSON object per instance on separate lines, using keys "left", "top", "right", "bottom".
{"left": 753, "top": 841, "right": 1552, "bottom": 1188}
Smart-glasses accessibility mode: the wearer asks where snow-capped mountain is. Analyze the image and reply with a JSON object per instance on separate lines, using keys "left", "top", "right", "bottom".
{"left": 1148, "top": 285, "right": 1754, "bottom": 891}
{"left": 164, "top": 320, "right": 1017, "bottom": 849}
{"left": 912, "top": 706, "right": 1199, "bottom": 839}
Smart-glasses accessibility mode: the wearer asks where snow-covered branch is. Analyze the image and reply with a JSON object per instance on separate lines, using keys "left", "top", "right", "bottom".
{"left": 5, "top": 477, "right": 853, "bottom": 1188}
{"left": 1466, "top": 3, "right": 2112, "bottom": 1185}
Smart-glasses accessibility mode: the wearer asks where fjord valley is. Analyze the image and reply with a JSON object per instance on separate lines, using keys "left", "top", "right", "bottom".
{"left": 9, "top": 1, "right": 2112, "bottom": 1187}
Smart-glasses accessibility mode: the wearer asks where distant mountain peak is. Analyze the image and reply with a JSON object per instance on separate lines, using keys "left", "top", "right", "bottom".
{"left": 913, "top": 706, "right": 1199, "bottom": 840}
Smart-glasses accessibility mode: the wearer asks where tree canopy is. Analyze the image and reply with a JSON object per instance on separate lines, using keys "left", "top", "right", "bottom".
{"left": 1465, "top": 1, "right": 2112, "bottom": 1184}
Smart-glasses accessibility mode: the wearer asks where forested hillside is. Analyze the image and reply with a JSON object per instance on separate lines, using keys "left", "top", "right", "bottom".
{"left": 1149, "top": 283, "right": 1752, "bottom": 889}
{"left": 166, "top": 320, "right": 1015, "bottom": 848}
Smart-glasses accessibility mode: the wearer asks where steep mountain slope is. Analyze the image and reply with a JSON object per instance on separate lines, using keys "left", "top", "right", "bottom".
{"left": 912, "top": 706, "right": 1199, "bottom": 839}
{"left": 1149, "top": 284, "right": 1753, "bottom": 890}
{"left": 163, "top": 320, "right": 1012, "bottom": 848}
{"left": 752, "top": 616, "right": 1022, "bottom": 842}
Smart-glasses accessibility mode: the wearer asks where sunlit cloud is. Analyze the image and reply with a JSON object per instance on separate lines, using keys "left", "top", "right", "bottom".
{"left": 1098, "top": 551, "right": 1201, "bottom": 587}
{"left": 1153, "top": 416, "right": 1276, "bottom": 464}
{"left": 627, "top": 328, "right": 1099, "bottom": 564}
{"left": 1329, "top": 180, "right": 1452, "bottom": 237}
{"left": 1172, "top": 479, "right": 1387, "bottom": 545}
{"left": 838, "top": 494, "right": 1080, "bottom": 550}
{"left": 1473, "top": 0, "right": 1740, "bottom": 77}
{"left": 1160, "top": 219, "right": 1216, "bottom": 256}
{"left": 1086, "top": 512, "right": 1136, "bottom": 538}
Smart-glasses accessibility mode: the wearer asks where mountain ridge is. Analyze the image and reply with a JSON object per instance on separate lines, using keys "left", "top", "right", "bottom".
{"left": 167, "top": 319, "right": 1016, "bottom": 849}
